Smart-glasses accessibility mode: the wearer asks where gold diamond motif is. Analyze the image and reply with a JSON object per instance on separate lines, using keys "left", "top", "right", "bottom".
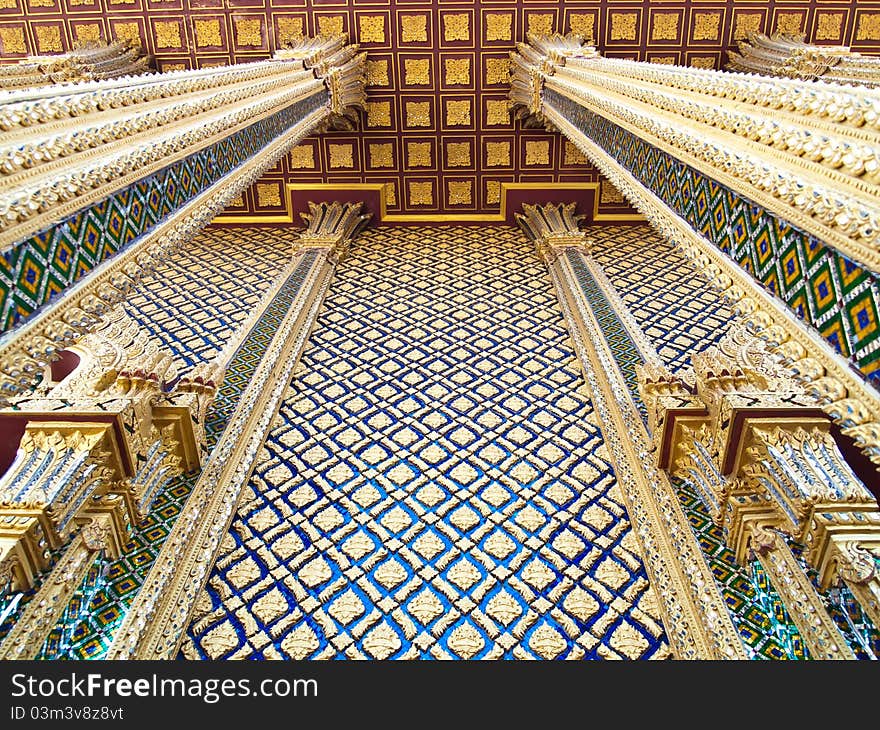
{"left": 515, "top": 506, "right": 545, "bottom": 531}
{"left": 365, "top": 59, "right": 389, "bottom": 86}
{"left": 341, "top": 531, "right": 374, "bottom": 560}
{"left": 486, "top": 141, "right": 510, "bottom": 167}
{"left": 693, "top": 12, "right": 721, "bottom": 40}
{"left": 407, "top": 142, "right": 433, "bottom": 168}
{"left": 281, "top": 623, "right": 320, "bottom": 660}
{"left": 563, "top": 587, "right": 599, "bottom": 622}
{"left": 298, "top": 557, "right": 333, "bottom": 587}
{"left": 329, "top": 144, "right": 354, "bottom": 169}
{"left": 256, "top": 183, "right": 281, "bottom": 208}
{"left": 552, "top": 530, "right": 586, "bottom": 559}
{"left": 446, "top": 100, "right": 471, "bottom": 126}
{"left": 328, "top": 590, "right": 366, "bottom": 625}
{"left": 277, "top": 16, "right": 304, "bottom": 44}
{"left": 521, "top": 558, "right": 555, "bottom": 590}
{"left": 290, "top": 146, "right": 315, "bottom": 169}
{"left": 366, "top": 101, "right": 392, "bottom": 128}
{"left": 485, "top": 58, "right": 510, "bottom": 85}
{"left": 252, "top": 589, "right": 288, "bottom": 625}
{"left": 447, "top": 623, "right": 485, "bottom": 659}
{"left": 404, "top": 58, "right": 431, "bottom": 85}
{"left": 352, "top": 484, "right": 381, "bottom": 508}
{"left": 409, "top": 180, "right": 433, "bottom": 205}
{"left": 486, "top": 589, "right": 522, "bottom": 626}
{"left": 226, "top": 558, "right": 260, "bottom": 589}
{"left": 401, "top": 15, "right": 428, "bottom": 43}
{"left": 610, "top": 13, "right": 637, "bottom": 41}
{"left": 446, "top": 142, "right": 471, "bottom": 168}
{"left": 407, "top": 588, "right": 444, "bottom": 625}
{"left": 314, "top": 506, "right": 344, "bottom": 532}
{"left": 318, "top": 15, "right": 344, "bottom": 37}
{"left": 234, "top": 18, "right": 262, "bottom": 47}
{"left": 569, "top": 13, "right": 595, "bottom": 41}
{"left": 374, "top": 558, "right": 408, "bottom": 589}
{"left": 449, "top": 504, "right": 480, "bottom": 531}
{"left": 528, "top": 624, "right": 567, "bottom": 659}
{"left": 443, "top": 13, "right": 470, "bottom": 42}
{"left": 485, "top": 14, "right": 512, "bottom": 42}
{"left": 486, "top": 101, "right": 510, "bottom": 127}
{"left": 359, "top": 15, "right": 385, "bottom": 43}
{"left": 405, "top": 101, "right": 431, "bottom": 128}
{"left": 272, "top": 533, "right": 304, "bottom": 560}
{"left": 153, "top": 21, "right": 181, "bottom": 49}
{"left": 412, "top": 531, "right": 445, "bottom": 560}
{"left": 380, "top": 506, "right": 412, "bottom": 532}
{"left": 446, "top": 558, "right": 481, "bottom": 591}
{"left": 525, "top": 140, "right": 550, "bottom": 166}
{"left": 416, "top": 484, "right": 445, "bottom": 506}
{"left": 369, "top": 143, "right": 394, "bottom": 169}
{"left": 201, "top": 621, "right": 240, "bottom": 659}
{"left": 444, "top": 58, "right": 471, "bottom": 85}
{"left": 194, "top": 19, "right": 222, "bottom": 47}
{"left": 483, "top": 531, "right": 516, "bottom": 560}
{"left": 362, "top": 621, "right": 401, "bottom": 659}
{"left": 609, "top": 621, "right": 650, "bottom": 659}
{"left": 595, "top": 556, "right": 630, "bottom": 590}
{"left": 857, "top": 13, "right": 880, "bottom": 41}
{"left": 651, "top": 13, "right": 679, "bottom": 41}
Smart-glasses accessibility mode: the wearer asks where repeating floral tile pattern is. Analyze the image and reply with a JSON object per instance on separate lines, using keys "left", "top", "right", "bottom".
{"left": 182, "top": 225, "right": 669, "bottom": 660}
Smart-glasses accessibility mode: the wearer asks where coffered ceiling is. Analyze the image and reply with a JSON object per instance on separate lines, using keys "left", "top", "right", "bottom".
{"left": 1, "top": 1, "right": 878, "bottom": 223}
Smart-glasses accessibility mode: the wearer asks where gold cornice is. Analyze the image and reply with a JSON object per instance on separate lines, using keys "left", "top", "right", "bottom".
{"left": 214, "top": 181, "right": 645, "bottom": 225}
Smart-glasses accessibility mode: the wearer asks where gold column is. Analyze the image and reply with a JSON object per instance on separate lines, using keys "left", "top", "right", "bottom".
{"left": 106, "top": 202, "right": 370, "bottom": 660}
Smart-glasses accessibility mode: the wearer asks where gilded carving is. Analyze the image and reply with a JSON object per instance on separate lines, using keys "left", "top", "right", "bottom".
{"left": 444, "top": 58, "right": 470, "bottom": 86}
{"left": 407, "top": 142, "right": 432, "bottom": 168}
{"left": 486, "top": 180, "right": 502, "bottom": 205}
{"left": 35, "top": 26, "right": 63, "bottom": 53}
{"left": 328, "top": 144, "right": 354, "bottom": 169}
{"left": 692, "top": 12, "right": 721, "bottom": 41}
{"left": 277, "top": 17, "right": 304, "bottom": 44}
{"left": 290, "top": 146, "right": 315, "bottom": 170}
{"left": 366, "top": 101, "right": 392, "bottom": 127}
{"left": 0, "top": 26, "right": 26, "bottom": 54}
{"left": 234, "top": 18, "right": 262, "bottom": 48}
{"left": 485, "top": 14, "right": 512, "bottom": 42}
{"left": 485, "top": 57, "right": 510, "bottom": 85}
{"left": 485, "top": 142, "right": 510, "bottom": 167}
{"left": 610, "top": 13, "right": 637, "bottom": 42}
{"left": 525, "top": 140, "right": 550, "bottom": 166}
{"left": 29, "top": 0, "right": 51, "bottom": 6}
{"left": 651, "top": 56, "right": 676, "bottom": 65}
{"left": 369, "top": 143, "right": 394, "bottom": 169}
{"left": 857, "top": 13, "right": 880, "bottom": 41}
{"left": 0, "top": 0, "right": 16, "bottom": 7}
{"left": 112, "top": 23, "right": 141, "bottom": 45}
{"left": 384, "top": 182, "right": 396, "bottom": 206}
{"left": 446, "top": 142, "right": 471, "bottom": 168}
{"left": 229, "top": 193, "right": 244, "bottom": 207}
{"left": 404, "top": 58, "right": 431, "bottom": 86}
{"left": 365, "top": 59, "right": 389, "bottom": 87}
{"left": 689, "top": 57, "right": 716, "bottom": 70}
{"left": 408, "top": 181, "right": 433, "bottom": 206}
{"left": 401, "top": 15, "right": 428, "bottom": 43}
{"left": 154, "top": 21, "right": 181, "bottom": 49}
{"left": 816, "top": 13, "right": 844, "bottom": 41}
{"left": 194, "top": 19, "right": 222, "bottom": 48}
{"left": 733, "top": 13, "right": 763, "bottom": 41}
{"left": 359, "top": 15, "right": 385, "bottom": 44}
{"left": 600, "top": 182, "right": 625, "bottom": 204}
{"left": 256, "top": 183, "right": 282, "bottom": 207}
{"left": 569, "top": 14, "right": 595, "bottom": 43}
{"left": 318, "top": 16, "right": 344, "bottom": 38}
{"left": 405, "top": 101, "right": 431, "bottom": 127}
{"left": 564, "top": 140, "right": 587, "bottom": 166}
{"left": 445, "top": 99, "right": 471, "bottom": 126}
{"left": 528, "top": 14, "right": 554, "bottom": 37}
{"left": 652, "top": 14, "right": 679, "bottom": 42}
{"left": 775, "top": 14, "right": 803, "bottom": 36}
{"left": 443, "top": 14, "right": 470, "bottom": 43}
{"left": 485, "top": 100, "right": 510, "bottom": 126}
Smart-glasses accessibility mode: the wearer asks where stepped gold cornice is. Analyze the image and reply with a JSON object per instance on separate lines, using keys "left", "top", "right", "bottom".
{"left": 511, "top": 35, "right": 880, "bottom": 276}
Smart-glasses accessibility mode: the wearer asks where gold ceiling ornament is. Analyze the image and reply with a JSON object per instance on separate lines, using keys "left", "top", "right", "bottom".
{"left": 106, "top": 202, "right": 370, "bottom": 660}
{"left": 727, "top": 32, "right": 880, "bottom": 88}
{"left": 637, "top": 323, "right": 879, "bottom": 653}
{"left": 510, "top": 33, "right": 880, "bottom": 277}
{"left": 0, "top": 35, "right": 366, "bottom": 401}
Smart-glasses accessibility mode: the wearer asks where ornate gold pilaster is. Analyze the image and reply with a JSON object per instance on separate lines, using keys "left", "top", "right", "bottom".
{"left": 639, "top": 323, "right": 880, "bottom": 656}
{"left": 0, "top": 35, "right": 367, "bottom": 403}
{"left": 727, "top": 32, "right": 880, "bottom": 88}
{"left": 519, "top": 202, "right": 749, "bottom": 659}
{"left": 106, "top": 202, "right": 370, "bottom": 660}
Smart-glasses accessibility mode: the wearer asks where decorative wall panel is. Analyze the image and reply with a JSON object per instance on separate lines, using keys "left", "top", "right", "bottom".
{"left": 5, "top": 2, "right": 871, "bottom": 220}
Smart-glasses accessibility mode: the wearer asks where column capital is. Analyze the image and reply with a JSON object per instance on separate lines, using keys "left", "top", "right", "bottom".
{"left": 295, "top": 201, "right": 372, "bottom": 263}
{"left": 514, "top": 202, "right": 592, "bottom": 264}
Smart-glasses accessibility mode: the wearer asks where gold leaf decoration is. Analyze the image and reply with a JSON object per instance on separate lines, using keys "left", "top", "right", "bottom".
{"left": 318, "top": 15, "right": 344, "bottom": 38}
{"left": 775, "top": 13, "right": 803, "bottom": 36}
{"left": 651, "top": 13, "right": 679, "bottom": 41}
{"left": 444, "top": 57, "right": 471, "bottom": 85}
{"left": 443, "top": 13, "right": 470, "bottom": 42}
{"left": 610, "top": 13, "right": 637, "bottom": 42}
{"left": 485, "top": 99, "right": 510, "bottom": 126}
{"left": 365, "top": 59, "right": 389, "bottom": 86}
{"left": 359, "top": 15, "right": 385, "bottom": 44}
{"left": 857, "top": 14, "right": 880, "bottom": 41}
{"left": 816, "top": 13, "right": 844, "bottom": 41}
{"left": 486, "top": 180, "right": 502, "bottom": 205}
{"left": 404, "top": 57, "right": 431, "bottom": 85}
{"left": 401, "top": 14, "right": 428, "bottom": 43}
{"left": 485, "top": 14, "right": 512, "bottom": 42}
{"left": 733, "top": 13, "right": 763, "bottom": 41}
{"left": 35, "top": 26, "right": 62, "bottom": 53}
{"left": 690, "top": 56, "right": 717, "bottom": 69}
{"left": 569, "top": 13, "right": 595, "bottom": 42}
{"left": 448, "top": 181, "right": 472, "bottom": 205}
{"left": 329, "top": 143, "right": 355, "bottom": 169}
{"left": 384, "top": 182, "right": 396, "bottom": 206}
{"left": 485, "top": 141, "right": 510, "bottom": 167}
{"left": 234, "top": 18, "right": 262, "bottom": 47}
{"left": 485, "top": 57, "right": 510, "bottom": 85}
{"left": 327, "top": 590, "right": 365, "bottom": 625}
{"left": 194, "top": 18, "right": 222, "bottom": 47}
{"left": 600, "top": 181, "right": 626, "bottom": 204}
{"left": 407, "top": 142, "right": 432, "bottom": 168}
{"left": 527, "top": 14, "right": 554, "bottom": 37}
{"left": 290, "top": 146, "right": 314, "bottom": 170}
{"left": 524, "top": 140, "right": 550, "bottom": 166}
{"left": 564, "top": 140, "right": 587, "bottom": 166}
{"left": 256, "top": 183, "right": 282, "bottom": 207}
{"left": 405, "top": 101, "right": 431, "bottom": 127}
{"left": 276, "top": 16, "right": 304, "bottom": 44}
{"left": 369, "top": 143, "right": 394, "bottom": 169}
{"left": 366, "top": 101, "right": 392, "bottom": 127}
{"left": 445, "top": 99, "right": 471, "bottom": 126}
{"left": 112, "top": 22, "right": 140, "bottom": 45}
{"left": 692, "top": 12, "right": 721, "bottom": 41}
{"left": 75, "top": 24, "right": 102, "bottom": 43}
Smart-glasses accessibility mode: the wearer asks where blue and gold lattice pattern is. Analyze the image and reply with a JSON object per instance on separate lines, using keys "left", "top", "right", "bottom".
{"left": 549, "top": 88, "right": 880, "bottom": 385}
{"left": 182, "top": 225, "right": 668, "bottom": 660}
{"left": 0, "top": 92, "right": 324, "bottom": 335}
{"left": 590, "top": 225, "right": 735, "bottom": 375}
